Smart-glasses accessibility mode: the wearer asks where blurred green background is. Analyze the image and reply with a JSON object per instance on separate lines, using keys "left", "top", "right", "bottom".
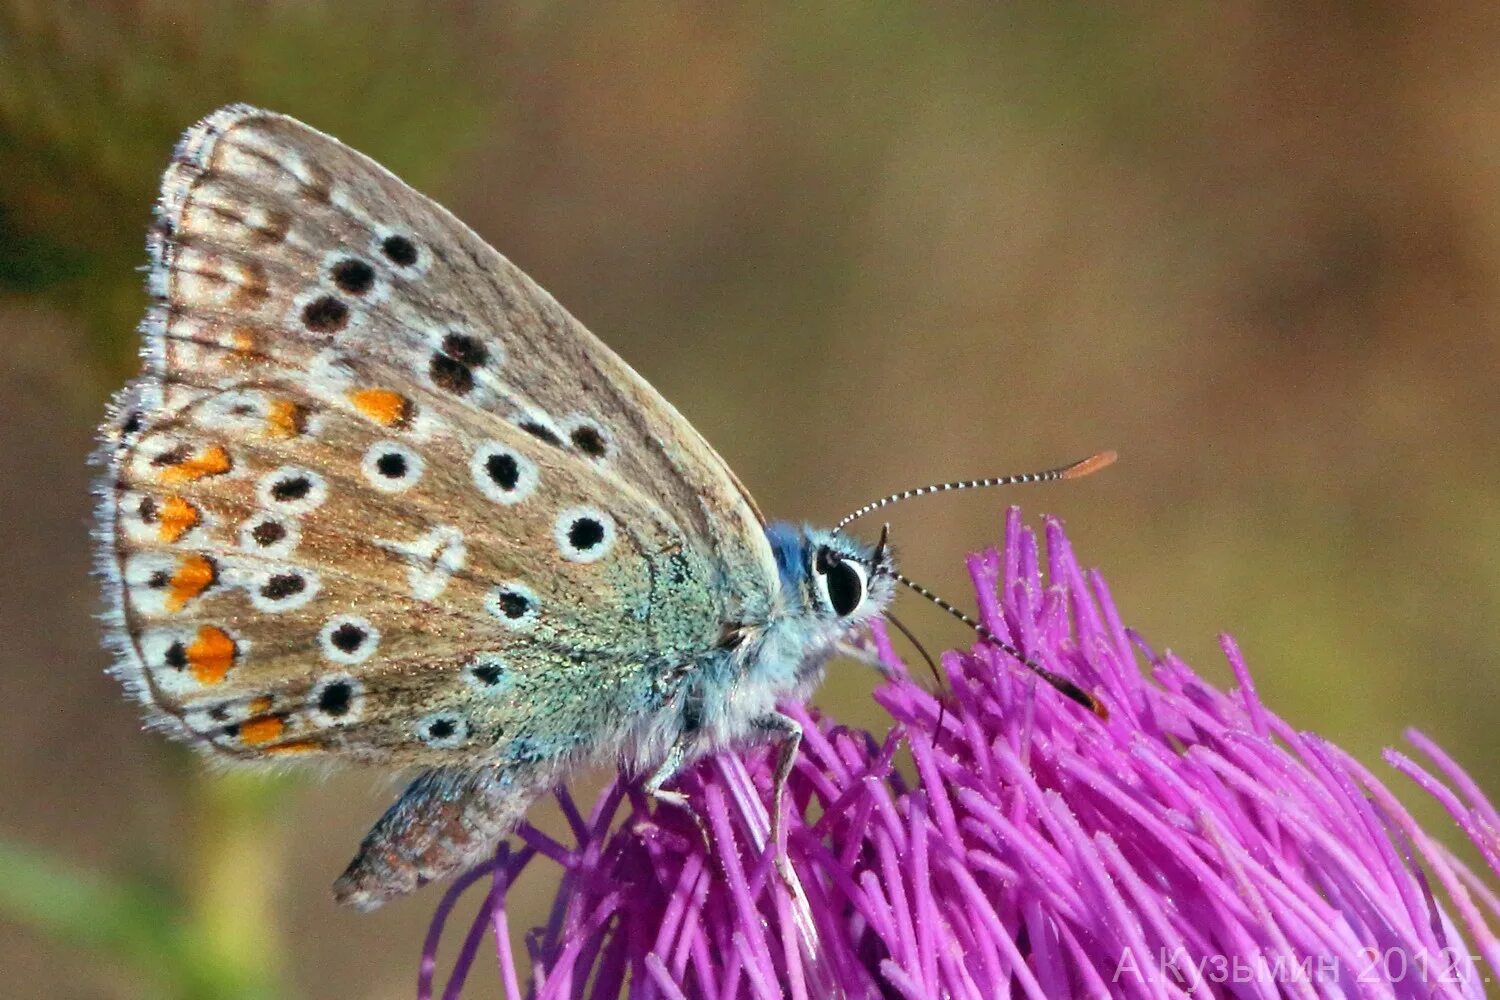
{"left": 3, "top": 2, "right": 1498, "bottom": 997}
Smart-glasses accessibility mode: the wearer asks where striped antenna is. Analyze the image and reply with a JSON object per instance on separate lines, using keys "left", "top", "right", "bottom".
{"left": 833, "top": 450, "right": 1117, "bottom": 534}
{"left": 893, "top": 571, "right": 1108, "bottom": 720}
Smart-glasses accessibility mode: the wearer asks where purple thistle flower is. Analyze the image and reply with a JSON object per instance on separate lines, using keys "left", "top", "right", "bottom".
{"left": 421, "top": 509, "right": 1500, "bottom": 999}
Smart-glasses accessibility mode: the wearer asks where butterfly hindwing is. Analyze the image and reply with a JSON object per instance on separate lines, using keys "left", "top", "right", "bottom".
{"left": 105, "top": 377, "right": 704, "bottom": 767}
{"left": 100, "top": 104, "right": 776, "bottom": 771}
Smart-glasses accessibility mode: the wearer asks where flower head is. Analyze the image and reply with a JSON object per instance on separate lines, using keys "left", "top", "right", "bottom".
{"left": 423, "top": 509, "right": 1500, "bottom": 999}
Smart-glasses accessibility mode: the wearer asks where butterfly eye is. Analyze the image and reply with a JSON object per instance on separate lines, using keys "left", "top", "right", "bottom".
{"left": 814, "top": 549, "right": 868, "bottom": 618}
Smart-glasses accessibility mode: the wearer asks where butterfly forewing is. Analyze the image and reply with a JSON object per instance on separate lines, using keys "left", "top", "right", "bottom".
{"left": 100, "top": 104, "right": 776, "bottom": 769}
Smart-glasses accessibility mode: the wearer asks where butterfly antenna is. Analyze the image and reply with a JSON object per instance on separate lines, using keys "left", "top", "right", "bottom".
{"left": 893, "top": 571, "right": 1108, "bottom": 720}
{"left": 882, "top": 610, "right": 949, "bottom": 741}
{"left": 833, "top": 450, "right": 1117, "bottom": 534}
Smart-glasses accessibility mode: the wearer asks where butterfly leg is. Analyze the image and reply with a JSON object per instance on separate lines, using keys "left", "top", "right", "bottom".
{"left": 749, "top": 711, "right": 803, "bottom": 889}
{"left": 332, "top": 765, "right": 538, "bottom": 911}
{"left": 643, "top": 741, "right": 712, "bottom": 851}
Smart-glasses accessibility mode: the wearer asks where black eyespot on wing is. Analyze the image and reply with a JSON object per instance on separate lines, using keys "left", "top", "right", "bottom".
{"left": 148, "top": 570, "right": 170, "bottom": 589}
{"left": 441, "top": 332, "right": 488, "bottom": 367}
{"left": 469, "top": 661, "right": 503, "bottom": 686}
{"left": 519, "top": 421, "right": 562, "bottom": 447}
{"left": 495, "top": 590, "right": 531, "bottom": 620}
{"left": 250, "top": 521, "right": 286, "bottom": 546}
{"left": 164, "top": 641, "right": 188, "bottom": 670}
{"left": 151, "top": 445, "right": 190, "bottom": 468}
{"left": 331, "top": 623, "right": 366, "bottom": 653}
{"left": 381, "top": 235, "right": 419, "bottom": 267}
{"left": 260, "top": 574, "right": 305, "bottom": 600}
{"left": 270, "top": 476, "right": 311, "bottom": 501}
{"left": 318, "top": 681, "right": 353, "bottom": 717}
{"left": 375, "top": 452, "right": 407, "bottom": 478}
{"left": 429, "top": 353, "right": 474, "bottom": 395}
{"left": 825, "top": 557, "right": 865, "bottom": 617}
{"left": 486, "top": 453, "right": 519, "bottom": 490}
{"left": 570, "top": 424, "right": 608, "bottom": 458}
{"left": 302, "top": 295, "right": 350, "bottom": 332}
{"left": 567, "top": 517, "right": 606, "bottom": 551}
{"left": 417, "top": 713, "right": 469, "bottom": 746}
{"left": 331, "top": 258, "right": 376, "bottom": 295}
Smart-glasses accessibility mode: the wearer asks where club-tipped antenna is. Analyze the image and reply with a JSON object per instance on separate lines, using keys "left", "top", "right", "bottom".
{"left": 833, "top": 450, "right": 1117, "bottom": 534}
{"left": 893, "top": 571, "right": 1108, "bottom": 720}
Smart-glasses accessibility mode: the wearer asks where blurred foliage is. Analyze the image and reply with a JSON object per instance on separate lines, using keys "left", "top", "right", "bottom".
{"left": 1, "top": 1, "right": 1497, "bottom": 997}
{"left": 0, "top": 769, "right": 297, "bottom": 1000}
{"left": 0, "top": 0, "right": 489, "bottom": 372}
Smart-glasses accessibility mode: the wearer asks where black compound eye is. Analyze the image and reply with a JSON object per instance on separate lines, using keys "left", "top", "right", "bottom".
{"left": 820, "top": 553, "right": 866, "bottom": 617}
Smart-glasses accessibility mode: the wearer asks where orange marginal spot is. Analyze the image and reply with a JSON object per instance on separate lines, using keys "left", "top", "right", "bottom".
{"left": 156, "top": 495, "right": 200, "bottom": 543}
{"left": 159, "top": 444, "right": 232, "bottom": 484}
{"left": 186, "top": 625, "right": 236, "bottom": 685}
{"left": 248, "top": 695, "right": 273, "bottom": 715}
{"left": 265, "top": 398, "right": 304, "bottom": 438}
{"left": 265, "top": 739, "right": 321, "bottom": 756}
{"left": 348, "top": 388, "right": 411, "bottom": 428}
{"left": 239, "top": 715, "right": 285, "bottom": 745}
{"left": 165, "top": 554, "right": 216, "bottom": 613}
{"left": 229, "top": 326, "right": 258, "bottom": 356}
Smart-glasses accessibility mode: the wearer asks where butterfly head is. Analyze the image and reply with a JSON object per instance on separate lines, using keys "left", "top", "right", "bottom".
{"left": 767, "top": 522, "right": 896, "bottom": 627}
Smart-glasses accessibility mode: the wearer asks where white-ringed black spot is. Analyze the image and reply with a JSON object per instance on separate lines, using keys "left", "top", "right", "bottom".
{"left": 256, "top": 467, "right": 327, "bottom": 514}
{"left": 554, "top": 507, "right": 617, "bottom": 564}
{"left": 470, "top": 443, "right": 538, "bottom": 505}
{"left": 441, "top": 331, "right": 488, "bottom": 368}
{"left": 319, "top": 615, "right": 379, "bottom": 664}
{"left": 415, "top": 711, "right": 469, "bottom": 749}
{"left": 569, "top": 423, "right": 609, "bottom": 458}
{"left": 361, "top": 442, "right": 423, "bottom": 494}
{"left": 468, "top": 660, "right": 504, "bottom": 687}
{"left": 121, "top": 411, "right": 144, "bottom": 436}
{"left": 381, "top": 234, "right": 419, "bottom": 267}
{"left": 485, "top": 583, "right": 539, "bottom": 630}
{"left": 302, "top": 295, "right": 349, "bottom": 332}
{"left": 318, "top": 681, "right": 352, "bottom": 716}
{"left": 260, "top": 574, "right": 305, "bottom": 600}
{"left": 308, "top": 674, "right": 363, "bottom": 724}
{"left": 429, "top": 353, "right": 473, "bottom": 395}
{"left": 330, "top": 258, "right": 376, "bottom": 295}
{"left": 569, "top": 518, "right": 605, "bottom": 550}
{"left": 248, "top": 567, "right": 319, "bottom": 611}
{"left": 164, "top": 641, "right": 188, "bottom": 670}
{"left": 239, "top": 515, "right": 299, "bottom": 558}
{"left": 519, "top": 420, "right": 563, "bottom": 447}
{"left": 487, "top": 453, "right": 518, "bottom": 489}
{"left": 148, "top": 569, "right": 170, "bottom": 589}
{"left": 274, "top": 478, "right": 308, "bottom": 500}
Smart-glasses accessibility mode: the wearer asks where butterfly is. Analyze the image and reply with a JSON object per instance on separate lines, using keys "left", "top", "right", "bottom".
{"left": 95, "top": 105, "right": 1111, "bottom": 910}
